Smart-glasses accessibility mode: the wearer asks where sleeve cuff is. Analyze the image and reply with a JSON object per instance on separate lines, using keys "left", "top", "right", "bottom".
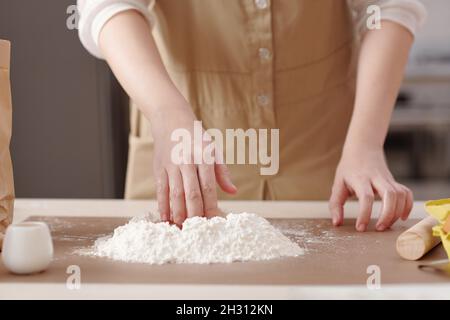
{"left": 79, "top": 0, "right": 155, "bottom": 59}
{"left": 380, "top": 1, "right": 427, "bottom": 37}
{"left": 355, "top": 0, "right": 427, "bottom": 38}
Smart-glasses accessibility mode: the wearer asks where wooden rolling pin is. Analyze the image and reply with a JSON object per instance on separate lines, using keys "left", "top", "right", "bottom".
{"left": 396, "top": 217, "right": 441, "bottom": 261}
{"left": 444, "top": 216, "right": 450, "bottom": 234}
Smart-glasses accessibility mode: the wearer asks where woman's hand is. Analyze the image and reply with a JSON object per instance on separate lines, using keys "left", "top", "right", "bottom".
{"left": 97, "top": 11, "right": 237, "bottom": 226}
{"left": 329, "top": 22, "right": 416, "bottom": 232}
{"left": 151, "top": 105, "right": 237, "bottom": 227}
{"left": 329, "top": 145, "right": 413, "bottom": 232}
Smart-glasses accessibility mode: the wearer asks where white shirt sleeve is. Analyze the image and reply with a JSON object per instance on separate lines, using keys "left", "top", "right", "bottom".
{"left": 77, "top": 0, "right": 155, "bottom": 59}
{"left": 348, "top": 0, "right": 427, "bottom": 37}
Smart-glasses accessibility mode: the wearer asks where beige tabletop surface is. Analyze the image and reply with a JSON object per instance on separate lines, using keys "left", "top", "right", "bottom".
{"left": 1, "top": 199, "right": 449, "bottom": 300}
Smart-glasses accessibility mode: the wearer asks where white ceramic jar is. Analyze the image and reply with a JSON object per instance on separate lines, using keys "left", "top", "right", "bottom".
{"left": 2, "top": 222, "right": 53, "bottom": 274}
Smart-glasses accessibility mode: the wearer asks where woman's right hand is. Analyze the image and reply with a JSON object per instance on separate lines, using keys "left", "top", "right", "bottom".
{"left": 96, "top": 10, "right": 236, "bottom": 225}
{"left": 150, "top": 104, "right": 237, "bottom": 226}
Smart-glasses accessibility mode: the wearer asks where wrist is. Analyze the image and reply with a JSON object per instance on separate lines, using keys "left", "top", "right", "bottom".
{"left": 146, "top": 102, "right": 197, "bottom": 138}
{"left": 143, "top": 96, "right": 192, "bottom": 123}
{"left": 342, "top": 125, "right": 386, "bottom": 155}
{"left": 342, "top": 137, "right": 384, "bottom": 157}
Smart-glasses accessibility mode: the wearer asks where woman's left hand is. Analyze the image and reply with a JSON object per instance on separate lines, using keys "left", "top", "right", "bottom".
{"left": 329, "top": 146, "right": 413, "bottom": 232}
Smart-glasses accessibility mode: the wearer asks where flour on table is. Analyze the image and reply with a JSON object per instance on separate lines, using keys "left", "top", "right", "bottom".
{"left": 82, "top": 213, "right": 304, "bottom": 264}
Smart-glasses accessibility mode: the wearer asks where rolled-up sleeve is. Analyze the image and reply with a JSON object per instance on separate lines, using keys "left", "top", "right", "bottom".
{"left": 348, "top": 0, "right": 427, "bottom": 37}
{"left": 78, "top": 0, "right": 155, "bottom": 59}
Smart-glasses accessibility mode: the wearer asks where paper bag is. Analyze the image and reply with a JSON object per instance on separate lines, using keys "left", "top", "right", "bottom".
{"left": 0, "top": 39, "right": 14, "bottom": 248}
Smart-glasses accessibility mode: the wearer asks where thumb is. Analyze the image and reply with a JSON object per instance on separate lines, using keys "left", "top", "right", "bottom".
{"left": 215, "top": 164, "right": 237, "bottom": 194}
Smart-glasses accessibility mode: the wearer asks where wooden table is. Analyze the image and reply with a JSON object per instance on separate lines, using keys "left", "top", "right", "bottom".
{"left": 1, "top": 199, "right": 449, "bottom": 299}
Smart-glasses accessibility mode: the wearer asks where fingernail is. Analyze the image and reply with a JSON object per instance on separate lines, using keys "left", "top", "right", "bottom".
{"left": 376, "top": 224, "right": 386, "bottom": 231}
{"left": 332, "top": 217, "right": 338, "bottom": 226}
{"left": 356, "top": 223, "right": 366, "bottom": 232}
{"left": 330, "top": 209, "right": 337, "bottom": 225}
{"left": 229, "top": 183, "right": 238, "bottom": 193}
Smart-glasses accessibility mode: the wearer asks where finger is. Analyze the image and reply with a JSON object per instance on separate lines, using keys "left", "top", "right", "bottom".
{"left": 390, "top": 183, "right": 407, "bottom": 226}
{"left": 215, "top": 164, "right": 237, "bottom": 194}
{"left": 372, "top": 179, "right": 397, "bottom": 231}
{"left": 328, "top": 179, "right": 349, "bottom": 227}
{"left": 352, "top": 178, "right": 374, "bottom": 232}
{"left": 155, "top": 169, "right": 170, "bottom": 222}
{"left": 179, "top": 164, "right": 204, "bottom": 219}
{"left": 198, "top": 164, "right": 221, "bottom": 218}
{"left": 401, "top": 186, "right": 413, "bottom": 220}
{"left": 168, "top": 168, "right": 187, "bottom": 227}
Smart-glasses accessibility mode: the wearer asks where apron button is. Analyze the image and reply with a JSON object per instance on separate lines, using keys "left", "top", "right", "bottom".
{"left": 257, "top": 94, "right": 270, "bottom": 107}
{"left": 258, "top": 47, "right": 272, "bottom": 61}
{"left": 255, "top": 0, "right": 268, "bottom": 10}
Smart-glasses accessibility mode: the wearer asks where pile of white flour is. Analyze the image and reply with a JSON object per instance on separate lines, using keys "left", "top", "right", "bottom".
{"left": 86, "top": 213, "right": 304, "bottom": 264}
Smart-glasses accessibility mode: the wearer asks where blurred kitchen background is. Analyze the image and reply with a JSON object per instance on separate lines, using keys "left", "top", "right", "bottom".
{"left": 0, "top": 0, "right": 449, "bottom": 200}
{"left": 0, "top": 0, "right": 130, "bottom": 198}
{"left": 385, "top": 0, "right": 450, "bottom": 199}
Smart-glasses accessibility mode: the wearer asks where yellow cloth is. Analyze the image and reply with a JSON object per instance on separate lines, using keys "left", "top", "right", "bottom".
{"left": 125, "top": 0, "right": 357, "bottom": 200}
{"left": 425, "top": 199, "right": 450, "bottom": 260}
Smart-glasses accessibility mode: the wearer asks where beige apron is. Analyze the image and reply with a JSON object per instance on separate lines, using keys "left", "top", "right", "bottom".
{"left": 0, "top": 39, "right": 14, "bottom": 247}
{"left": 125, "top": 0, "right": 356, "bottom": 200}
